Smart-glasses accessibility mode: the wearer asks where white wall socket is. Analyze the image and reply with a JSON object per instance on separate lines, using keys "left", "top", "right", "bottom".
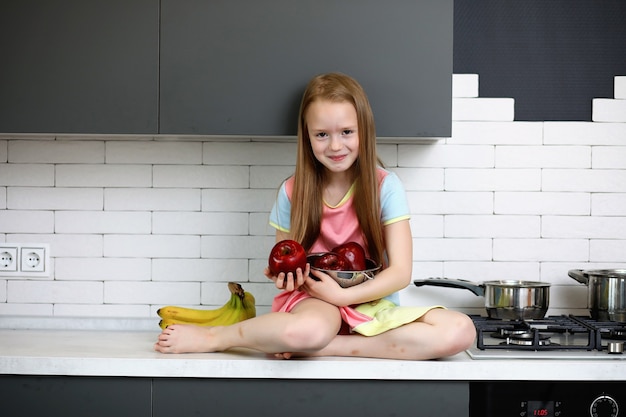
{"left": 0, "top": 246, "right": 18, "bottom": 272}
{"left": 0, "top": 243, "right": 50, "bottom": 277}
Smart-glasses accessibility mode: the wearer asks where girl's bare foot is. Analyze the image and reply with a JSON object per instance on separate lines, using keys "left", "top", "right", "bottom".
{"left": 154, "top": 324, "right": 221, "bottom": 354}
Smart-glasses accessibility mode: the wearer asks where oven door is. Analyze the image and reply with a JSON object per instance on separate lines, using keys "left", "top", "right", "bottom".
{"left": 470, "top": 381, "right": 624, "bottom": 417}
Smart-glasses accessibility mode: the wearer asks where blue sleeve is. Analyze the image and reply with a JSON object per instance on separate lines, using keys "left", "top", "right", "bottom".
{"left": 269, "top": 181, "right": 291, "bottom": 232}
{"left": 380, "top": 170, "right": 411, "bottom": 225}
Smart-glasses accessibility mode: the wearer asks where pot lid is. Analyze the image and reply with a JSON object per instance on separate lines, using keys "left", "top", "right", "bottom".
{"left": 578, "top": 269, "right": 626, "bottom": 278}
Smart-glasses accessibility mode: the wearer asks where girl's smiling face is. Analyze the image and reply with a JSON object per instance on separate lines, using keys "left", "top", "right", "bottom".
{"left": 306, "top": 100, "right": 359, "bottom": 175}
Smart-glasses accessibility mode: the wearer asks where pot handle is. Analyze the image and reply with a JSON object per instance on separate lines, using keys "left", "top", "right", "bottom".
{"left": 413, "top": 277, "right": 485, "bottom": 297}
{"left": 567, "top": 269, "right": 589, "bottom": 285}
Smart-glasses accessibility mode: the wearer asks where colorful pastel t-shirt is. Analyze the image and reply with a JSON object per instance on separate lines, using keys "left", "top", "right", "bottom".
{"left": 269, "top": 167, "right": 410, "bottom": 304}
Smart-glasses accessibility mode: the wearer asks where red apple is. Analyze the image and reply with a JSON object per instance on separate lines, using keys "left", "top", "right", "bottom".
{"left": 312, "top": 252, "right": 351, "bottom": 271}
{"left": 332, "top": 241, "right": 367, "bottom": 270}
{"left": 268, "top": 239, "right": 307, "bottom": 276}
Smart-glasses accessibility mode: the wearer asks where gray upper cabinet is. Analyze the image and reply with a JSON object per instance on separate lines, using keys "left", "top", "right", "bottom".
{"left": 0, "top": 0, "right": 452, "bottom": 138}
{"left": 160, "top": 0, "right": 453, "bottom": 138}
{"left": 0, "top": 0, "right": 159, "bottom": 134}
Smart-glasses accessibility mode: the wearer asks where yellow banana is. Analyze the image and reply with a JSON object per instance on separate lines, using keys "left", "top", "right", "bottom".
{"left": 157, "top": 282, "right": 256, "bottom": 329}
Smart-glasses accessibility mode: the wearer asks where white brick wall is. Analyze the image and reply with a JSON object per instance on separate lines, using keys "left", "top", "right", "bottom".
{"left": 1, "top": 74, "right": 625, "bottom": 325}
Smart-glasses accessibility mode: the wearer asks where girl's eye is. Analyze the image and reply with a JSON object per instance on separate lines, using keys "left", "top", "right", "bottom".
{"left": 342, "top": 129, "right": 354, "bottom": 135}
{"left": 315, "top": 132, "right": 329, "bottom": 138}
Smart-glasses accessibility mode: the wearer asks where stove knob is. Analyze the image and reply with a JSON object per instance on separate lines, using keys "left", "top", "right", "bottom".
{"left": 590, "top": 395, "right": 619, "bottom": 417}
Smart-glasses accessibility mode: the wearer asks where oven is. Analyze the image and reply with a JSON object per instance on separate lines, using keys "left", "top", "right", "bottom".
{"left": 467, "top": 315, "right": 626, "bottom": 417}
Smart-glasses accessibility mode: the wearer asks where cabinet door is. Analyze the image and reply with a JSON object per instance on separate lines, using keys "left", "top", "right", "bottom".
{"left": 160, "top": 0, "right": 453, "bottom": 138}
{"left": 153, "top": 378, "right": 469, "bottom": 417}
{"left": 0, "top": 0, "right": 159, "bottom": 134}
{"left": 0, "top": 375, "right": 151, "bottom": 417}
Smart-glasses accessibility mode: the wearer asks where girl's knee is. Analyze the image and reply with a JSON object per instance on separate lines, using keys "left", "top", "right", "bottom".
{"left": 282, "top": 315, "right": 339, "bottom": 351}
{"left": 439, "top": 312, "right": 476, "bottom": 355}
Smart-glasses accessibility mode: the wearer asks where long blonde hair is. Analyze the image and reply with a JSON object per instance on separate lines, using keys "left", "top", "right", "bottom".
{"left": 290, "top": 73, "right": 385, "bottom": 265}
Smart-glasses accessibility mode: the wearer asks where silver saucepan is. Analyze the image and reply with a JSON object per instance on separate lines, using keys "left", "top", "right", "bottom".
{"left": 568, "top": 269, "right": 626, "bottom": 322}
{"left": 413, "top": 277, "right": 551, "bottom": 320}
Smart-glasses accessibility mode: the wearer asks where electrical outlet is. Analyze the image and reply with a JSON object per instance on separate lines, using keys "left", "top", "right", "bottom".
{"left": 0, "top": 243, "right": 50, "bottom": 277}
{"left": 20, "top": 245, "right": 49, "bottom": 274}
{"left": 0, "top": 246, "right": 18, "bottom": 272}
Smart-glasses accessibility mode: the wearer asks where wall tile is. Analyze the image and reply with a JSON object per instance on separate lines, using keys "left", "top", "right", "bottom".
{"left": 592, "top": 146, "right": 626, "bottom": 168}
{"left": 445, "top": 168, "right": 541, "bottom": 191}
{"left": 443, "top": 261, "right": 540, "bottom": 281}
{"left": 106, "top": 141, "right": 202, "bottom": 164}
{"left": 0, "top": 303, "right": 53, "bottom": 315}
{"left": 615, "top": 76, "right": 626, "bottom": 99}
{"left": 53, "top": 303, "right": 151, "bottom": 318}
{"left": 152, "top": 212, "right": 248, "bottom": 235}
{"left": 0, "top": 141, "right": 7, "bottom": 162}
{"left": 543, "top": 169, "right": 626, "bottom": 192}
{"left": 8, "top": 280, "right": 103, "bottom": 304}
{"left": 445, "top": 215, "right": 540, "bottom": 238}
{"left": 56, "top": 211, "right": 151, "bottom": 234}
{"left": 201, "top": 189, "right": 276, "bottom": 212}
{"left": 493, "top": 239, "right": 588, "bottom": 262}
{"left": 7, "top": 187, "right": 103, "bottom": 210}
{"left": 0, "top": 187, "right": 6, "bottom": 209}
{"left": 398, "top": 144, "right": 494, "bottom": 168}
{"left": 450, "top": 122, "right": 543, "bottom": 145}
{"left": 496, "top": 145, "right": 590, "bottom": 168}
{"left": 412, "top": 238, "right": 493, "bottom": 261}
{"left": 410, "top": 215, "right": 444, "bottom": 238}
{"left": 542, "top": 216, "right": 626, "bottom": 239}
{"left": 0, "top": 280, "right": 5, "bottom": 302}
{"left": 152, "top": 258, "right": 248, "bottom": 282}
{"left": 394, "top": 168, "right": 444, "bottom": 191}
{"left": 153, "top": 165, "right": 249, "bottom": 188}
{"left": 377, "top": 144, "right": 398, "bottom": 167}
{"left": 592, "top": 193, "right": 626, "bottom": 216}
{"left": 544, "top": 122, "right": 626, "bottom": 145}
{"left": 55, "top": 257, "right": 151, "bottom": 281}
{"left": 407, "top": 191, "right": 494, "bottom": 214}
{"left": 56, "top": 164, "right": 152, "bottom": 187}
{"left": 201, "top": 235, "right": 272, "bottom": 260}
{"left": 9, "top": 140, "right": 104, "bottom": 163}
{"left": 452, "top": 74, "right": 479, "bottom": 98}
{"left": 104, "top": 281, "right": 200, "bottom": 305}
{"left": 590, "top": 240, "right": 626, "bottom": 262}
{"left": 249, "top": 212, "right": 274, "bottom": 237}
{"left": 203, "top": 141, "right": 297, "bottom": 165}
{"left": 452, "top": 98, "right": 515, "bottom": 121}
{"left": 495, "top": 192, "right": 590, "bottom": 215}
{"left": 0, "top": 164, "right": 54, "bottom": 186}
{"left": 250, "top": 166, "right": 294, "bottom": 189}
{"left": 104, "top": 235, "right": 200, "bottom": 258}
{"left": 0, "top": 210, "right": 54, "bottom": 233}
{"left": 592, "top": 98, "right": 626, "bottom": 122}
{"left": 105, "top": 188, "right": 200, "bottom": 211}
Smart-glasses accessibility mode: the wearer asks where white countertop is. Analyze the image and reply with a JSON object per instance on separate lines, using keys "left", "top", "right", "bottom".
{"left": 1, "top": 328, "right": 625, "bottom": 381}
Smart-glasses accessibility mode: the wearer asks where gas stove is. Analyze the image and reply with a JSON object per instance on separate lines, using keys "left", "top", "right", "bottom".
{"left": 466, "top": 315, "right": 626, "bottom": 360}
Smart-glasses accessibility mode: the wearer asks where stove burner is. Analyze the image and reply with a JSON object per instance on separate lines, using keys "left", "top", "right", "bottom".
{"left": 503, "top": 332, "right": 552, "bottom": 347}
{"left": 491, "top": 328, "right": 529, "bottom": 338}
{"left": 471, "top": 315, "right": 598, "bottom": 351}
{"left": 606, "top": 329, "right": 626, "bottom": 340}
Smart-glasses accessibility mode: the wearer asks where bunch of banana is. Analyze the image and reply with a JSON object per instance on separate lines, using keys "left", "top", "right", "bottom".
{"left": 157, "top": 282, "right": 256, "bottom": 329}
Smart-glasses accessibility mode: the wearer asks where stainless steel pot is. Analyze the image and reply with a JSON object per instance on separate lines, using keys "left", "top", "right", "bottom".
{"left": 413, "top": 278, "right": 551, "bottom": 320}
{"left": 568, "top": 269, "right": 626, "bottom": 322}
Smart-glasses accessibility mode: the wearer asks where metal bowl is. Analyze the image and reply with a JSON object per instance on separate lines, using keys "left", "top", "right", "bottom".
{"left": 307, "top": 254, "right": 381, "bottom": 288}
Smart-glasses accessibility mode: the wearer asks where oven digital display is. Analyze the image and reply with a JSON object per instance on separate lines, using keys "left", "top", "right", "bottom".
{"left": 527, "top": 400, "right": 555, "bottom": 416}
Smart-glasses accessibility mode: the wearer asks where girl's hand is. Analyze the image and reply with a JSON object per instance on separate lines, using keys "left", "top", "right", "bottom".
{"left": 302, "top": 269, "right": 347, "bottom": 306}
{"left": 264, "top": 263, "right": 310, "bottom": 292}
